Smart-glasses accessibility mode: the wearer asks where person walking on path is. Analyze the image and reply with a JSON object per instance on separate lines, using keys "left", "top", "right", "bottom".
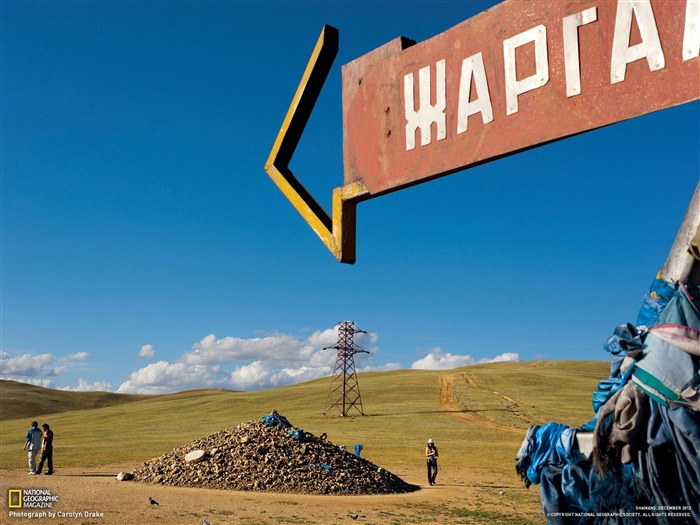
{"left": 36, "top": 423, "right": 54, "bottom": 475}
{"left": 23, "top": 421, "right": 43, "bottom": 474}
{"left": 426, "top": 438, "right": 439, "bottom": 485}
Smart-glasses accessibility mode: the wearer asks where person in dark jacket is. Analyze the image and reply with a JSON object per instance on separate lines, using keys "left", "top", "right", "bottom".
{"left": 426, "top": 438, "right": 439, "bottom": 485}
{"left": 36, "top": 423, "right": 54, "bottom": 475}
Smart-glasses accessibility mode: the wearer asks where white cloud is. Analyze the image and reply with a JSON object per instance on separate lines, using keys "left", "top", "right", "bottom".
{"left": 227, "top": 361, "right": 270, "bottom": 390}
{"left": 60, "top": 378, "right": 113, "bottom": 392}
{"left": 228, "top": 361, "right": 333, "bottom": 391}
{"left": 1, "top": 331, "right": 522, "bottom": 395}
{"left": 139, "top": 344, "right": 155, "bottom": 358}
{"left": 0, "top": 350, "right": 92, "bottom": 379}
{"left": 117, "top": 325, "right": 382, "bottom": 394}
{"left": 0, "top": 349, "right": 100, "bottom": 390}
{"left": 118, "top": 355, "right": 336, "bottom": 394}
{"left": 305, "top": 325, "right": 377, "bottom": 354}
{"left": 362, "top": 362, "right": 402, "bottom": 372}
{"left": 487, "top": 352, "right": 520, "bottom": 363}
{"left": 355, "top": 331, "right": 378, "bottom": 351}
{"left": 307, "top": 348, "right": 338, "bottom": 368}
{"left": 117, "top": 361, "right": 228, "bottom": 394}
{"left": 183, "top": 333, "right": 305, "bottom": 365}
{"left": 306, "top": 327, "right": 339, "bottom": 349}
{"left": 410, "top": 347, "right": 520, "bottom": 370}
{"left": 46, "top": 364, "right": 72, "bottom": 377}
{"left": 64, "top": 352, "right": 90, "bottom": 361}
{"left": 0, "top": 351, "right": 56, "bottom": 377}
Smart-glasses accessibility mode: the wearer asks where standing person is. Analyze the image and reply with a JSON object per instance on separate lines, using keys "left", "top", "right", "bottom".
{"left": 23, "top": 421, "right": 43, "bottom": 474}
{"left": 36, "top": 424, "right": 54, "bottom": 475}
{"left": 426, "top": 438, "right": 439, "bottom": 485}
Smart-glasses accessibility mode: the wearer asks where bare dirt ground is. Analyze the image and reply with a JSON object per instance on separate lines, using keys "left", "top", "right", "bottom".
{"left": 2, "top": 463, "right": 542, "bottom": 525}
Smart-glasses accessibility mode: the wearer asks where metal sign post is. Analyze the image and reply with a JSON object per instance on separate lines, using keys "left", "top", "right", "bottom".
{"left": 265, "top": 0, "right": 699, "bottom": 263}
{"left": 661, "top": 182, "right": 700, "bottom": 284}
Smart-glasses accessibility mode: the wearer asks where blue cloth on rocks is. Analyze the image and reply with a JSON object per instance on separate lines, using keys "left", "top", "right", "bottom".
{"left": 538, "top": 426, "right": 594, "bottom": 523}
{"left": 516, "top": 422, "right": 569, "bottom": 487}
{"left": 262, "top": 412, "right": 291, "bottom": 428}
{"left": 633, "top": 283, "right": 700, "bottom": 407}
{"left": 635, "top": 277, "right": 676, "bottom": 328}
{"left": 517, "top": 276, "right": 700, "bottom": 525}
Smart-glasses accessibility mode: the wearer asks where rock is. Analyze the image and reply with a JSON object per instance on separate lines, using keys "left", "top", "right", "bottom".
{"left": 132, "top": 416, "right": 418, "bottom": 495}
{"left": 185, "top": 450, "right": 206, "bottom": 464}
{"left": 116, "top": 472, "right": 134, "bottom": 481}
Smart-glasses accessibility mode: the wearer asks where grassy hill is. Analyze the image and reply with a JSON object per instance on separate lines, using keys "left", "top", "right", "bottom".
{"left": 0, "top": 379, "right": 154, "bottom": 421}
{"left": 0, "top": 360, "right": 607, "bottom": 474}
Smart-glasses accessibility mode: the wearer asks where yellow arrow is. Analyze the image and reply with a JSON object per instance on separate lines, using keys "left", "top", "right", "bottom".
{"left": 264, "top": 25, "right": 369, "bottom": 264}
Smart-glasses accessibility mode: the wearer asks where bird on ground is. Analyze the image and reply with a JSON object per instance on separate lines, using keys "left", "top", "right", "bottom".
{"left": 203, "top": 519, "right": 211, "bottom": 525}
{"left": 348, "top": 514, "right": 358, "bottom": 520}
{"left": 148, "top": 497, "right": 159, "bottom": 506}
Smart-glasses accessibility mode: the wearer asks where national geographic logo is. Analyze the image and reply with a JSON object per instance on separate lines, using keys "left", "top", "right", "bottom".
{"left": 7, "top": 489, "right": 59, "bottom": 509}
{"left": 7, "top": 489, "right": 105, "bottom": 520}
{"left": 8, "top": 490, "right": 21, "bottom": 509}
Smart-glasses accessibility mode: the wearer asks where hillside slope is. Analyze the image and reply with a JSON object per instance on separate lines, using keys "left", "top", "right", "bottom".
{"left": 0, "top": 360, "right": 607, "bottom": 472}
{"left": 0, "top": 379, "right": 152, "bottom": 421}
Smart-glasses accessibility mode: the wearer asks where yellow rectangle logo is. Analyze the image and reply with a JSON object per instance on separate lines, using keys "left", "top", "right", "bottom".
{"left": 8, "top": 489, "right": 22, "bottom": 508}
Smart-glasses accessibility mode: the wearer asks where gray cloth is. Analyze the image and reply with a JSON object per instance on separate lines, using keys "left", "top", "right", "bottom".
{"left": 633, "top": 284, "right": 700, "bottom": 407}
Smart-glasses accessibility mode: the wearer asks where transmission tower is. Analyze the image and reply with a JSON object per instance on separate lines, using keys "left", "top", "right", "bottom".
{"left": 323, "top": 321, "right": 370, "bottom": 416}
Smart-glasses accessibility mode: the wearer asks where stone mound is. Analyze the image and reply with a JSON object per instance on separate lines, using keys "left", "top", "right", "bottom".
{"left": 132, "top": 416, "right": 418, "bottom": 495}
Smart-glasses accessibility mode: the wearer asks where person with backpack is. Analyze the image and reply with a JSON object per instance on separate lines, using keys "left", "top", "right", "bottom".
{"left": 426, "top": 438, "right": 439, "bottom": 485}
{"left": 23, "top": 421, "right": 43, "bottom": 474}
{"left": 36, "top": 423, "right": 54, "bottom": 475}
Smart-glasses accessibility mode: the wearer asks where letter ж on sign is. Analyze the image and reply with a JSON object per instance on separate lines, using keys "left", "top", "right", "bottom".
{"left": 266, "top": 0, "right": 699, "bottom": 263}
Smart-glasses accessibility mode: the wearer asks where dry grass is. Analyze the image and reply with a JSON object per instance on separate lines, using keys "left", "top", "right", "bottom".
{"left": 0, "top": 379, "right": 152, "bottom": 421}
{"left": 0, "top": 360, "right": 607, "bottom": 473}
{"left": 0, "top": 361, "right": 610, "bottom": 524}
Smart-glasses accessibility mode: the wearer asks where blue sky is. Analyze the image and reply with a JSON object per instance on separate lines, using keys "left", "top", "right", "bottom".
{"left": 2, "top": 1, "right": 698, "bottom": 394}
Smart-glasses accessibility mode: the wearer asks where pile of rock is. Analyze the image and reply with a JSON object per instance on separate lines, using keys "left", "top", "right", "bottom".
{"left": 132, "top": 415, "right": 417, "bottom": 495}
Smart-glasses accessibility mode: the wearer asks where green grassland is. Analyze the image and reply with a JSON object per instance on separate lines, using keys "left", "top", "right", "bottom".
{"left": 0, "top": 360, "right": 607, "bottom": 474}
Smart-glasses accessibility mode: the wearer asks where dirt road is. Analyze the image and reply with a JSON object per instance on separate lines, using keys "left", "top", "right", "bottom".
{"left": 1, "top": 464, "right": 542, "bottom": 524}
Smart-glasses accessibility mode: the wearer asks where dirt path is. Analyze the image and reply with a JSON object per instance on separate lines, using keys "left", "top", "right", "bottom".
{"left": 1, "top": 465, "right": 542, "bottom": 525}
{"left": 438, "top": 374, "right": 522, "bottom": 433}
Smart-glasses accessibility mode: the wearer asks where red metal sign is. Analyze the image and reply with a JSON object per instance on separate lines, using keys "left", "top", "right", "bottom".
{"left": 266, "top": 1, "right": 699, "bottom": 262}
{"left": 342, "top": 0, "right": 699, "bottom": 195}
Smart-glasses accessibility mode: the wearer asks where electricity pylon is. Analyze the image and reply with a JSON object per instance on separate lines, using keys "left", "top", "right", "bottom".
{"left": 323, "top": 321, "right": 369, "bottom": 416}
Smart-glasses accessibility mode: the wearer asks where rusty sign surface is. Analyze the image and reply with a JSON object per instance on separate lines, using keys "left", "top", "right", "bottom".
{"left": 265, "top": 0, "right": 699, "bottom": 263}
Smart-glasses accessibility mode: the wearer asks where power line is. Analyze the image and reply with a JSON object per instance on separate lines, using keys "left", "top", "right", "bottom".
{"left": 379, "top": 332, "right": 599, "bottom": 349}
{"left": 323, "top": 321, "right": 369, "bottom": 417}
